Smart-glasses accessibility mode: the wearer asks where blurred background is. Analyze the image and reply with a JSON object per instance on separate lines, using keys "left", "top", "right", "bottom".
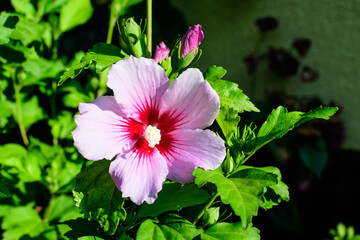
{"left": 167, "top": 1, "right": 360, "bottom": 239}
{"left": 1, "top": 0, "right": 359, "bottom": 239}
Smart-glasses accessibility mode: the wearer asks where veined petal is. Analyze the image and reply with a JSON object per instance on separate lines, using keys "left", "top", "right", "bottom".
{"left": 72, "top": 96, "right": 144, "bottom": 161}
{"left": 110, "top": 140, "right": 168, "bottom": 205}
{"left": 107, "top": 56, "right": 169, "bottom": 125}
{"left": 159, "top": 68, "right": 220, "bottom": 130}
{"left": 159, "top": 128, "right": 226, "bottom": 184}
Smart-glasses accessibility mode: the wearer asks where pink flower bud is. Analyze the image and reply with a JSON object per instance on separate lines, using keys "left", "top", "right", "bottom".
{"left": 180, "top": 24, "right": 204, "bottom": 57}
{"left": 153, "top": 42, "right": 170, "bottom": 63}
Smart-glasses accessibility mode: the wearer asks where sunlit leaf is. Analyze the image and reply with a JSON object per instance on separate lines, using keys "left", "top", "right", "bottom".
{"left": 137, "top": 182, "right": 209, "bottom": 219}
{"left": 59, "top": 0, "right": 93, "bottom": 33}
{"left": 75, "top": 160, "right": 126, "bottom": 235}
{"left": 194, "top": 166, "right": 288, "bottom": 227}
{"left": 0, "top": 13, "right": 19, "bottom": 44}
{"left": 1, "top": 204, "right": 57, "bottom": 240}
{"left": 58, "top": 43, "right": 128, "bottom": 85}
{"left": 201, "top": 222, "right": 260, "bottom": 240}
{"left": 137, "top": 215, "right": 202, "bottom": 240}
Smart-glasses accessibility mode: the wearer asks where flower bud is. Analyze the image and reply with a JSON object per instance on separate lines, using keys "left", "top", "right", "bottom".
{"left": 119, "top": 18, "right": 146, "bottom": 57}
{"left": 171, "top": 24, "right": 204, "bottom": 70}
{"left": 180, "top": 24, "right": 204, "bottom": 57}
{"left": 153, "top": 42, "right": 170, "bottom": 63}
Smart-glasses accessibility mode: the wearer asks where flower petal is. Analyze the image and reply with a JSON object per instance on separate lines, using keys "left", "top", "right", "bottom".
{"left": 159, "top": 128, "right": 226, "bottom": 184}
{"left": 110, "top": 140, "right": 168, "bottom": 205}
{"left": 72, "top": 96, "right": 144, "bottom": 161}
{"left": 107, "top": 56, "right": 169, "bottom": 125}
{"left": 159, "top": 68, "right": 220, "bottom": 130}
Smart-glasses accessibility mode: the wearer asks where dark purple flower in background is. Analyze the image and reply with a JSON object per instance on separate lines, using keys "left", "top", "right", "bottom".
{"left": 255, "top": 16, "right": 279, "bottom": 32}
{"left": 292, "top": 38, "right": 312, "bottom": 57}
{"left": 300, "top": 66, "right": 319, "bottom": 83}
{"left": 153, "top": 42, "right": 170, "bottom": 63}
{"left": 180, "top": 24, "right": 204, "bottom": 57}
{"left": 268, "top": 47, "right": 299, "bottom": 78}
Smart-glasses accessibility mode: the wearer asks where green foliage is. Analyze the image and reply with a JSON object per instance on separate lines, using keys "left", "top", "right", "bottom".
{"left": 201, "top": 222, "right": 260, "bottom": 240}
{"left": 137, "top": 215, "right": 203, "bottom": 240}
{"left": 205, "top": 66, "right": 259, "bottom": 141}
{"left": 58, "top": 43, "right": 128, "bottom": 85}
{"left": 1, "top": 204, "right": 57, "bottom": 240}
{"left": 74, "top": 160, "right": 126, "bottom": 235}
{"left": 59, "top": 0, "right": 94, "bottom": 33}
{"left": 329, "top": 223, "right": 360, "bottom": 240}
{"left": 137, "top": 182, "right": 209, "bottom": 219}
{"left": 0, "top": 3, "right": 339, "bottom": 239}
{"left": 194, "top": 166, "right": 288, "bottom": 227}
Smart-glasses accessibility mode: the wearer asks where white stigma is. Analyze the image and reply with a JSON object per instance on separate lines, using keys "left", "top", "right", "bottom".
{"left": 144, "top": 125, "right": 161, "bottom": 148}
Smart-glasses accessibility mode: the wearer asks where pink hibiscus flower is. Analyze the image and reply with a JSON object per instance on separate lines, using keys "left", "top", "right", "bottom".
{"left": 72, "top": 56, "right": 226, "bottom": 205}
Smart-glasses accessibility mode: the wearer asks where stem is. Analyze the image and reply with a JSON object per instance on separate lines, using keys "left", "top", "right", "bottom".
{"left": 11, "top": 69, "right": 29, "bottom": 147}
{"left": 193, "top": 191, "right": 219, "bottom": 225}
{"left": 146, "top": 0, "right": 152, "bottom": 57}
{"left": 106, "top": 9, "right": 116, "bottom": 44}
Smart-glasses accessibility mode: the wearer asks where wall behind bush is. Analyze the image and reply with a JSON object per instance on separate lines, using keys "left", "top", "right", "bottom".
{"left": 171, "top": 0, "right": 360, "bottom": 150}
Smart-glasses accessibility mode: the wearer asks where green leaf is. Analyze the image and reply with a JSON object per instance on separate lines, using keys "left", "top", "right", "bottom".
{"left": 205, "top": 67, "right": 258, "bottom": 139}
{"left": 205, "top": 65, "right": 227, "bottom": 81}
{"left": 137, "top": 182, "right": 209, "bottom": 219}
{"left": 0, "top": 144, "right": 45, "bottom": 188}
{"left": 298, "top": 138, "right": 328, "bottom": 178}
{"left": 209, "top": 79, "right": 259, "bottom": 114}
{"left": 216, "top": 105, "right": 240, "bottom": 141}
{"left": 22, "top": 58, "right": 65, "bottom": 80}
{"left": 1, "top": 204, "right": 57, "bottom": 240}
{"left": 249, "top": 106, "right": 338, "bottom": 154}
{"left": 8, "top": 94, "right": 46, "bottom": 129}
{"left": 137, "top": 215, "right": 203, "bottom": 240}
{"left": 58, "top": 43, "right": 127, "bottom": 85}
{"left": 9, "top": 15, "right": 46, "bottom": 45}
{"left": 60, "top": 218, "right": 109, "bottom": 240}
{"left": 75, "top": 160, "right": 126, "bottom": 235}
{"left": 37, "top": 0, "right": 70, "bottom": 17}
{"left": 201, "top": 222, "right": 260, "bottom": 240}
{"left": 137, "top": 219, "right": 166, "bottom": 240}
{"left": 48, "top": 111, "right": 76, "bottom": 140}
{"left": 194, "top": 166, "right": 280, "bottom": 227}
{"left": 0, "top": 165, "right": 11, "bottom": 199}
{"left": 0, "top": 13, "right": 19, "bottom": 44}
{"left": 47, "top": 195, "right": 81, "bottom": 224}
{"left": 59, "top": 0, "right": 93, "bottom": 33}
{"left": 10, "top": 0, "right": 36, "bottom": 19}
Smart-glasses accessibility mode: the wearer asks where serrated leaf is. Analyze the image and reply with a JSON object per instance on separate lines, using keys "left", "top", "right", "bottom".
{"left": 137, "top": 215, "right": 202, "bottom": 240}
{"left": 208, "top": 79, "right": 259, "bottom": 114}
{"left": 75, "top": 160, "right": 126, "bottom": 235}
{"left": 137, "top": 182, "right": 209, "bottom": 219}
{"left": 59, "top": 0, "right": 93, "bottom": 33}
{"left": 201, "top": 222, "right": 260, "bottom": 240}
{"left": 205, "top": 65, "right": 227, "bottom": 81}
{"left": 248, "top": 106, "right": 338, "bottom": 154}
{"left": 194, "top": 166, "right": 279, "bottom": 227}
{"left": 58, "top": 43, "right": 127, "bottom": 85}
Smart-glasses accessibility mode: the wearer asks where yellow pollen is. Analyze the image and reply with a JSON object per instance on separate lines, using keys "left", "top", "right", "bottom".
{"left": 144, "top": 125, "right": 161, "bottom": 148}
